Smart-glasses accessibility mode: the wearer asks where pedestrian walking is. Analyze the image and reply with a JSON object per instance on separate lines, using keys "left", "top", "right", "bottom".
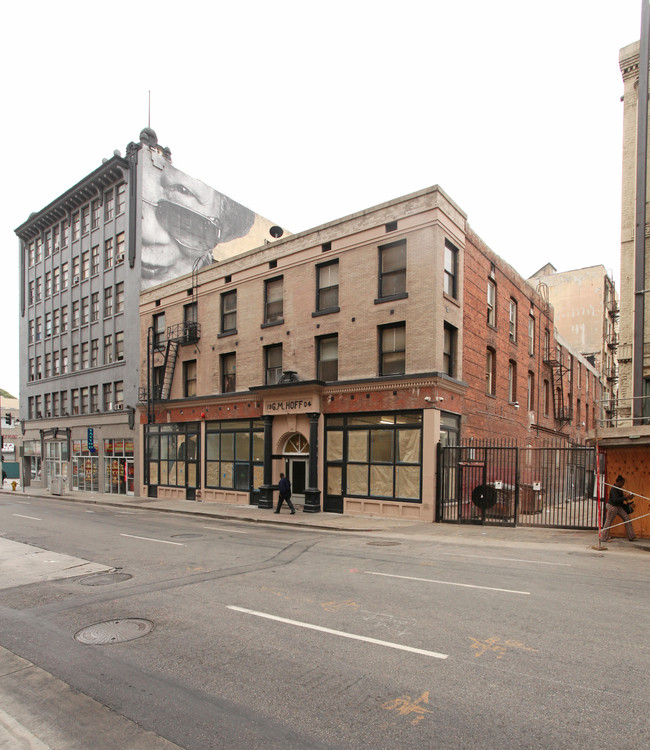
{"left": 275, "top": 472, "right": 296, "bottom": 514}
{"left": 601, "top": 474, "right": 637, "bottom": 542}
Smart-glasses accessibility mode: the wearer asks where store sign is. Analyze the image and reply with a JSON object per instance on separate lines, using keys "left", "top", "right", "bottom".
{"left": 1, "top": 443, "right": 14, "bottom": 453}
{"left": 87, "top": 428, "right": 94, "bottom": 453}
{"left": 263, "top": 395, "right": 320, "bottom": 415}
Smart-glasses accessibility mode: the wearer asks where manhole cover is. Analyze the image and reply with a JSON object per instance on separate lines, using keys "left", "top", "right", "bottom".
{"left": 80, "top": 572, "right": 132, "bottom": 586}
{"left": 171, "top": 534, "right": 202, "bottom": 539}
{"left": 366, "top": 541, "right": 401, "bottom": 546}
{"left": 75, "top": 619, "right": 154, "bottom": 645}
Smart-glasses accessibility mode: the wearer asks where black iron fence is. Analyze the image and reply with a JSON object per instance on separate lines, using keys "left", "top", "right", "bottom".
{"left": 437, "top": 439, "right": 599, "bottom": 529}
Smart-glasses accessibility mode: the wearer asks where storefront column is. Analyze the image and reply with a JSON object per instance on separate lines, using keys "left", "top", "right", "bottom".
{"left": 258, "top": 415, "right": 274, "bottom": 509}
{"left": 303, "top": 412, "right": 321, "bottom": 513}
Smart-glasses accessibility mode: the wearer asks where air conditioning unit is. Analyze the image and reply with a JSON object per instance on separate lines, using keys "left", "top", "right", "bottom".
{"left": 73, "top": 275, "right": 80, "bottom": 284}
{"left": 116, "top": 253, "right": 124, "bottom": 263}
{"left": 115, "top": 403, "right": 124, "bottom": 410}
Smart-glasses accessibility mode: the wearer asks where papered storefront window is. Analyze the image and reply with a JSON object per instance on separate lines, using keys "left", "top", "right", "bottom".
{"left": 146, "top": 424, "right": 199, "bottom": 488}
{"left": 205, "top": 419, "right": 264, "bottom": 492}
{"left": 325, "top": 412, "right": 422, "bottom": 502}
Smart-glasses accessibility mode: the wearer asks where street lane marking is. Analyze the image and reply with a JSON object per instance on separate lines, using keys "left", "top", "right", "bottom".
{"left": 227, "top": 605, "right": 448, "bottom": 659}
{"left": 441, "top": 552, "right": 570, "bottom": 566}
{"left": 201, "top": 525, "right": 248, "bottom": 533}
{"left": 364, "top": 571, "right": 530, "bottom": 595}
{"left": 12, "top": 514, "right": 41, "bottom": 521}
{"left": 120, "top": 533, "right": 185, "bottom": 546}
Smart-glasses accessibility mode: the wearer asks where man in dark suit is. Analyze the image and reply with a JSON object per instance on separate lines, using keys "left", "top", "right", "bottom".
{"left": 275, "top": 472, "right": 295, "bottom": 514}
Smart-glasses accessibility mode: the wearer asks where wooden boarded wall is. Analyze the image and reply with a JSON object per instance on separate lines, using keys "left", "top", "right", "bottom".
{"left": 604, "top": 446, "right": 650, "bottom": 539}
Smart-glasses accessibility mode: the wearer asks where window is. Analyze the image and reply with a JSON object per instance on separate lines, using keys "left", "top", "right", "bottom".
{"left": 35, "top": 316, "right": 42, "bottom": 341}
{"left": 61, "top": 348, "right": 68, "bottom": 374}
{"left": 487, "top": 279, "right": 496, "bottom": 327}
{"left": 508, "top": 360, "right": 517, "bottom": 403}
{"left": 44, "top": 231, "right": 51, "bottom": 257}
{"left": 28, "top": 280, "right": 34, "bottom": 305}
{"left": 153, "top": 312, "right": 165, "bottom": 349}
{"left": 183, "top": 360, "right": 197, "bottom": 397}
{"left": 146, "top": 423, "right": 200, "bottom": 490}
{"left": 52, "top": 266, "right": 60, "bottom": 294}
{"left": 61, "top": 219, "right": 69, "bottom": 247}
{"left": 91, "top": 245, "right": 99, "bottom": 275}
{"left": 509, "top": 299, "right": 517, "bottom": 342}
{"left": 45, "top": 271, "right": 52, "bottom": 297}
{"left": 90, "top": 385, "right": 98, "bottom": 412}
{"left": 529, "top": 315, "right": 536, "bottom": 356}
{"left": 45, "top": 353, "right": 51, "bottom": 378}
{"left": 72, "top": 256, "right": 80, "bottom": 282}
{"left": 52, "top": 392, "right": 59, "bottom": 417}
{"left": 380, "top": 323, "right": 406, "bottom": 376}
{"left": 104, "top": 189, "right": 114, "bottom": 222}
{"left": 61, "top": 262, "right": 69, "bottom": 289}
{"left": 81, "top": 250, "right": 90, "bottom": 280}
{"left": 115, "top": 232, "right": 125, "bottom": 263}
{"left": 104, "top": 334, "right": 113, "bottom": 364}
{"left": 104, "top": 287, "right": 113, "bottom": 318}
{"left": 264, "top": 277, "right": 283, "bottom": 324}
{"left": 35, "top": 277, "right": 42, "bottom": 302}
{"left": 104, "top": 238, "right": 113, "bottom": 269}
{"left": 443, "top": 323, "right": 457, "bottom": 377}
{"left": 222, "top": 353, "right": 236, "bottom": 392}
{"left": 486, "top": 348, "right": 496, "bottom": 395}
{"left": 35, "top": 237, "right": 43, "bottom": 263}
{"left": 80, "top": 387, "right": 89, "bottom": 414}
{"left": 81, "top": 297, "right": 89, "bottom": 325}
{"left": 528, "top": 371, "right": 535, "bottom": 412}
{"left": 91, "top": 292, "right": 99, "bottom": 322}
{"left": 71, "top": 389, "right": 79, "bottom": 415}
{"left": 61, "top": 305, "right": 68, "bottom": 332}
{"left": 317, "top": 335, "right": 338, "bottom": 381}
{"left": 326, "top": 412, "right": 422, "bottom": 502}
{"left": 115, "top": 331, "right": 124, "bottom": 361}
{"left": 379, "top": 240, "right": 406, "bottom": 299}
{"left": 72, "top": 212, "right": 80, "bottom": 241}
{"left": 444, "top": 241, "right": 458, "bottom": 298}
{"left": 28, "top": 358, "right": 34, "bottom": 381}
{"left": 81, "top": 205, "right": 90, "bottom": 235}
{"left": 28, "top": 319, "right": 34, "bottom": 343}
{"left": 72, "top": 345, "right": 80, "bottom": 372}
{"left": 28, "top": 242, "right": 35, "bottom": 267}
{"left": 115, "top": 381, "right": 123, "bottom": 407}
{"left": 205, "top": 420, "right": 264, "bottom": 492}
{"left": 53, "top": 350, "right": 59, "bottom": 375}
{"left": 91, "top": 200, "right": 100, "bottom": 229}
{"left": 60, "top": 391, "right": 68, "bottom": 415}
{"left": 45, "top": 312, "right": 52, "bottom": 337}
{"left": 116, "top": 183, "right": 126, "bottom": 215}
{"left": 35, "top": 356, "right": 41, "bottom": 379}
{"left": 103, "top": 383, "right": 112, "bottom": 410}
{"left": 265, "top": 344, "right": 282, "bottom": 385}
{"left": 91, "top": 339, "right": 98, "bottom": 367}
{"left": 317, "top": 261, "right": 339, "bottom": 311}
{"left": 221, "top": 291, "right": 237, "bottom": 333}
{"left": 72, "top": 301, "right": 80, "bottom": 328}
{"left": 115, "top": 282, "right": 124, "bottom": 314}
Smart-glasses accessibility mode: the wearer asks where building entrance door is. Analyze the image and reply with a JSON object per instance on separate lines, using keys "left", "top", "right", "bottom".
{"left": 283, "top": 433, "right": 309, "bottom": 504}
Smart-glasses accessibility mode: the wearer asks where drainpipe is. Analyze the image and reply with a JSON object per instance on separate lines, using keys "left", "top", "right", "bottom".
{"left": 633, "top": 1, "right": 650, "bottom": 421}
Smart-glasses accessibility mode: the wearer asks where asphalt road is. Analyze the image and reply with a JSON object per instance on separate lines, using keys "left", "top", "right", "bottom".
{"left": 0, "top": 494, "right": 648, "bottom": 749}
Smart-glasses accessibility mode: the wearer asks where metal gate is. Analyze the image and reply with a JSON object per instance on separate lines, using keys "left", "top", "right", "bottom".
{"left": 437, "top": 440, "right": 599, "bottom": 529}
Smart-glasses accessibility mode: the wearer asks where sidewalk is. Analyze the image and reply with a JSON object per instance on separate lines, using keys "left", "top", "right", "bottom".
{"left": 2, "top": 483, "right": 648, "bottom": 554}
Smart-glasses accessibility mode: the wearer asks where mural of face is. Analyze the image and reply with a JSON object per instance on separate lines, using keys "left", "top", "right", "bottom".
{"left": 140, "top": 159, "right": 255, "bottom": 288}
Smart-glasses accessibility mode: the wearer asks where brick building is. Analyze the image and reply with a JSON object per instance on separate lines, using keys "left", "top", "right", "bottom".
{"left": 139, "top": 185, "right": 600, "bottom": 520}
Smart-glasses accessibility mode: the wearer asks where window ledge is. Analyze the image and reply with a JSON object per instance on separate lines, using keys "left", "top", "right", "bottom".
{"left": 312, "top": 307, "right": 340, "bottom": 318}
{"left": 374, "top": 292, "right": 408, "bottom": 305}
{"left": 218, "top": 330, "right": 238, "bottom": 339}
{"left": 261, "top": 319, "right": 284, "bottom": 329}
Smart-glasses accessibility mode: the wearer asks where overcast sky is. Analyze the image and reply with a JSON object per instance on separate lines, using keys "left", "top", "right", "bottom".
{"left": 0, "top": 0, "right": 643, "bottom": 397}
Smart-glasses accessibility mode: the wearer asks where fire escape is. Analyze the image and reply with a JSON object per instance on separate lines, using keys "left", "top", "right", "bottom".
{"left": 139, "top": 262, "right": 201, "bottom": 423}
{"left": 543, "top": 347, "right": 572, "bottom": 426}
{"left": 604, "top": 297, "right": 620, "bottom": 420}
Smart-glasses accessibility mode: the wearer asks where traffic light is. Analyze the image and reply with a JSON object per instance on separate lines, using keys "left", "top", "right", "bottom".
{"left": 4, "top": 413, "right": 10, "bottom": 425}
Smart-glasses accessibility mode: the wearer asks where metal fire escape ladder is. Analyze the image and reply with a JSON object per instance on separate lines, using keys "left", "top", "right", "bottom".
{"left": 543, "top": 347, "right": 572, "bottom": 425}
{"left": 159, "top": 338, "right": 180, "bottom": 400}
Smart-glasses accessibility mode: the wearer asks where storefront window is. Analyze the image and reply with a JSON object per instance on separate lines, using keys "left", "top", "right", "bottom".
{"left": 205, "top": 419, "right": 264, "bottom": 494}
{"left": 145, "top": 424, "right": 199, "bottom": 490}
{"left": 325, "top": 412, "right": 422, "bottom": 503}
{"left": 103, "top": 438, "right": 135, "bottom": 495}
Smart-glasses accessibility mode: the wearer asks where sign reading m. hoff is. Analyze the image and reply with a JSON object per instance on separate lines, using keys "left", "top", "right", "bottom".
{"left": 263, "top": 395, "right": 320, "bottom": 415}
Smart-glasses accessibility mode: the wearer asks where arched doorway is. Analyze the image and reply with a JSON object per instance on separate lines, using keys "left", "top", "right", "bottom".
{"left": 283, "top": 433, "right": 309, "bottom": 503}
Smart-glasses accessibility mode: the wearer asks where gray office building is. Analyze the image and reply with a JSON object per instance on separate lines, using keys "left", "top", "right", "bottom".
{"left": 15, "top": 128, "right": 279, "bottom": 495}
